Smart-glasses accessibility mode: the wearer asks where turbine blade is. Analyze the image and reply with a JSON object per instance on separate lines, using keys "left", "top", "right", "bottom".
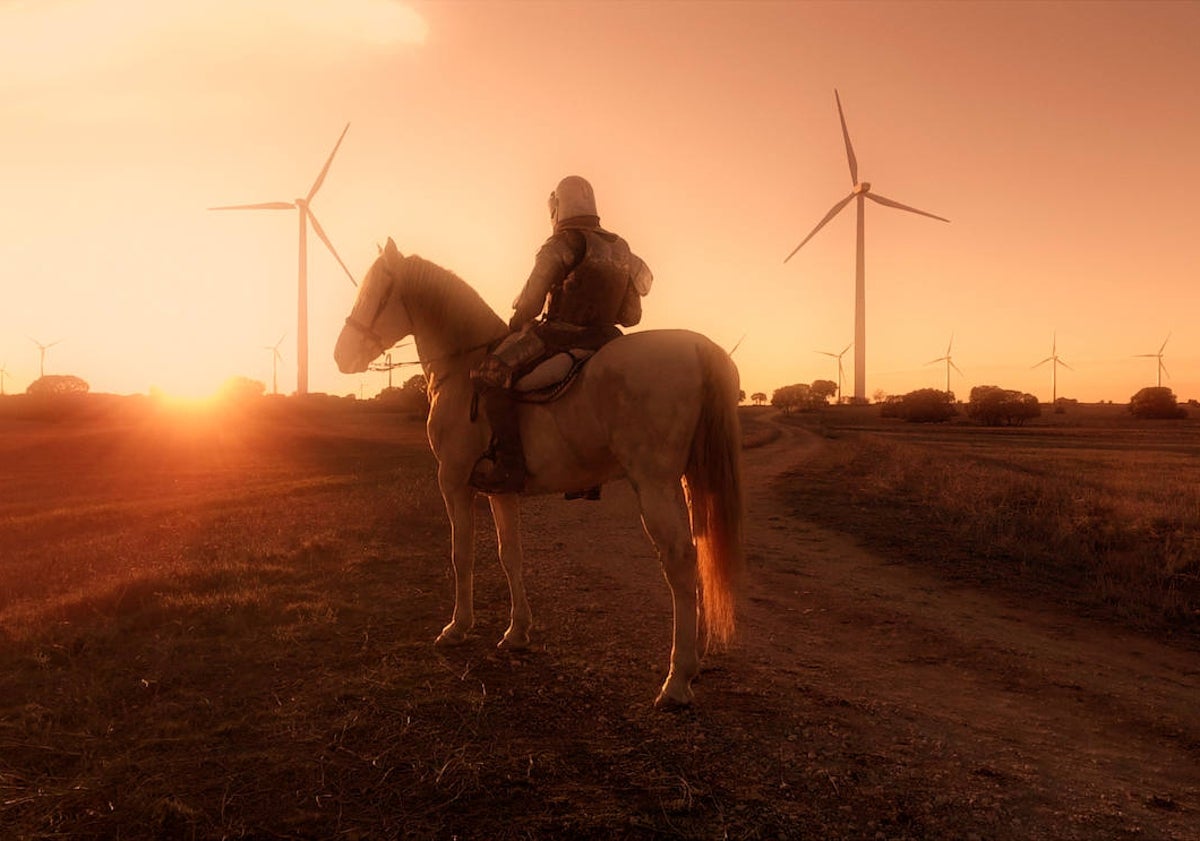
{"left": 816, "top": 350, "right": 837, "bottom": 357}
{"left": 834, "top": 89, "right": 858, "bottom": 186}
{"left": 784, "top": 193, "right": 855, "bottom": 263}
{"left": 306, "top": 208, "right": 357, "bottom": 287}
{"left": 1133, "top": 353, "right": 1157, "bottom": 358}
{"left": 1161, "top": 361, "right": 1171, "bottom": 379}
{"left": 1160, "top": 333, "right": 1171, "bottom": 353}
{"left": 209, "top": 201, "right": 296, "bottom": 211}
{"left": 841, "top": 342, "right": 853, "bottom": 355}
{"left": 1032, "top": 358, "right": 1051, "bottom": 369}
{"left": 1058, "top": 359, "right": 1074, "bottom": 371}
{"left": 729, "top": 333, "right": 746, "bottom": 355}
{"left": 925, "top": 356, "right": 945, "bottom": 366}
{"left": 865, "top": 192, "right": 950, "bottom": 223}
{"left": 307, "top": 122, "right": 351, "bottom": 201}
{"left": 950, "top": 361, "right": 964, "bottom": 375}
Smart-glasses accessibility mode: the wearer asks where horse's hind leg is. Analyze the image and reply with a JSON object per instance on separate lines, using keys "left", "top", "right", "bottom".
{"left": 635, "top": 479, "right": 700, "bottom": 709}
{"left": 489, "top": 494, "right": 532, "bottom": 649}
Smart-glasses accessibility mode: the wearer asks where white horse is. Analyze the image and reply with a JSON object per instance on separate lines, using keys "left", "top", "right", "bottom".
{"left": 334, "top": 238, "right": 743, "bottom": 708}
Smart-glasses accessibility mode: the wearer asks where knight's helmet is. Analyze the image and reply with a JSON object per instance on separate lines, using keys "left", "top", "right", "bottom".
{"left": 548, "top": 176, "right": 598, "bottom": 226}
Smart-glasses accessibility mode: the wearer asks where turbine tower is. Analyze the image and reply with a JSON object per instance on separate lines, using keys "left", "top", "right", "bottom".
{"left": 0, "top": 362, "right": 9, "bottom": 396}
{"left": 1134, "top": 333, "right": 1171, "bottom": 387}
{"left": 815, "top": 342, "right": 852, "bottom": 403}
{"left": 785, "top": 90, "right": 949, "bottom": 403}
{"left": 29, "top": 337, "right": 61, "bottom": 378}
{"left": 262, "top": 333, "right": 286, "bottom": 396}
{"left": 925, "top": 334, "right": 963, "bottom": 395}
{"left": 1032, "top": 333, "right": 1072, "bottom": 404}
{"left": 211, "top": 123, "right": 357, "bottom": 396}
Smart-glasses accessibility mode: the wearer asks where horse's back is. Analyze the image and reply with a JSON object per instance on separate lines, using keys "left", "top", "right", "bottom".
{"left": 520, "top": 329, "right": 736, "bottom": 492}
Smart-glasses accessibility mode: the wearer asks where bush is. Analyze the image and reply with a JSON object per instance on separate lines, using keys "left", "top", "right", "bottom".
{"left": 968, "top": 385, "right": 1041, "bottom": 426}
{"left": 880, "top": 388, "right": 957, "bottom": 423}
{"left": 1129, "top": 387, "right": 1187, "bottom": 419}
{"left": 26, "top": 374, "right": 89, "bottom": 397}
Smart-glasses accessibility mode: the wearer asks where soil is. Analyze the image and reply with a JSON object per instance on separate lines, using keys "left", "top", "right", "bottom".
{"left": 462, "top": 412, "right": 1200, "bottom": 840}
{"left": 5, "top": 407, "right": 1199, "bottom": 839}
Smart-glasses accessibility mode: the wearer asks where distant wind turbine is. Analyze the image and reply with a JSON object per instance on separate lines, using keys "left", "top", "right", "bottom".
{"left": 29, "top": 336, "right": 61, "bottom": 378}
{"left": 785, "top": 90, "right": 949, "bottom": 404}
{"left": 262, "top": 333, "right": 286, "bottom": 396}
{"left": 211, "top": 123, "right": 357, "bottom": 397}
{"left": 0, "top": 362, "right": 9, "bottom": 395}
{"left": 815, "top": 342, "right": 852, "bottom": 403}
{"left": 1032, "top": 333, "right": 1073, "bottom": 404}
{"left": 925, "top": 334, "right": 963, "bottom": 395}
{"left": 1134, "top": 333, "right": 1171, "bottom": 387}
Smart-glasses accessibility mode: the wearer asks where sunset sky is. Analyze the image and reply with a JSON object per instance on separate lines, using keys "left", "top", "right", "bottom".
{"left": 2, "top": 0, "right": 1198, "bottom": 403}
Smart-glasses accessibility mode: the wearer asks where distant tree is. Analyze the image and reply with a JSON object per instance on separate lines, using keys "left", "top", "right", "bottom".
{"left": 218, "top": 376, "right": 265, "bottom": 402}
{"left": 810, "top": 379, "right": 838, "bottom": 404}
{"left": 771, "top": 383, "right": 811, "bottom": 414}
{"left": 751, "top": 391, "right": 767, "bottom": 406}
{"left": 872, "top": 389, "right": 888, "bottom": 405}
{"left": 738, "top": 388, "right": 746, "bottom": 404}
{"left": 1129, "top": 386, "right": 1187, "bottom": 419}
{"left": 968, "top": 385, "right": 1041, "bottom": 427}
{"left": 882, "top": 388, "right": 957, "bottom": 423}
{"left": 400, "top": 374, "right": 430, "bottom": 415}
{"left": 26, "top": 374, "right": 89, "bottom": 397}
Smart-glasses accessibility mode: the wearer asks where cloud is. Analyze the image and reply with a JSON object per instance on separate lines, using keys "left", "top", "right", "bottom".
{"left": 0, "top": 0, "right": 427, "bottom": 81}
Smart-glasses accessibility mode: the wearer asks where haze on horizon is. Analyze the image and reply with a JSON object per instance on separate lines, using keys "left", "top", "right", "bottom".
{"left": 2, "top": 0, "right": 1198, "bottom": 405}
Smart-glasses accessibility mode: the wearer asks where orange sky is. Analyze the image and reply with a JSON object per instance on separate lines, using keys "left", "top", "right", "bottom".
{"left": 2, "top": 0, "right": 1198, "bottom": 403}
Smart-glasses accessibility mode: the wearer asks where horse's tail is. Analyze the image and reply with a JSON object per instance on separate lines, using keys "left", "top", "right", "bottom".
{"left": 686, "top": 339, "right": 745, "bottom": 647}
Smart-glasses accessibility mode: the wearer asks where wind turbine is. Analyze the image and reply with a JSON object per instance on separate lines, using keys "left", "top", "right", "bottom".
{"left": 211, "top": 123, "right": 357, "bottom": 397}
{"left": 815, "top": 342, "right": 852, "bottom": 403}
{"left": 1032, "top": 333, "right": 1073, "bottom": 404}
{"left": 262, "top": 333, "right": 285, "bottom": 396}
{"left": 29, "top": 337, "right": 61, "bottom": 378}
{"left": 925, "top": 334, "right": 963, "bottom": 395}
{"left": 1134, "top": 333, "right": 1171, "bottom": 387}
{"left": 785, "top": 90, "right": 949, "bottom": 404}
{"left": 0, "top": 362, "right": 9, "bottom": 395}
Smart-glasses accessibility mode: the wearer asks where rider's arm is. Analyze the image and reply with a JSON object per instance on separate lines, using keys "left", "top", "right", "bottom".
{"left": 509, "top": 233, "right": 583, "bottom": 330}
{"left": 616, "top": 284, "right": 642, "bottom": 327}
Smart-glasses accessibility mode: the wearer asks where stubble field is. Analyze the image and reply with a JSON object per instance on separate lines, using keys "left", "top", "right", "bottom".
{"left": 2, "top": 397, "right": 1198, "bottom": 840}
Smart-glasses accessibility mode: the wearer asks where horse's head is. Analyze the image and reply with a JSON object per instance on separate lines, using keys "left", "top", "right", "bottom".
{"left": 334, "top": 237, "right": 413, "bottom": 373}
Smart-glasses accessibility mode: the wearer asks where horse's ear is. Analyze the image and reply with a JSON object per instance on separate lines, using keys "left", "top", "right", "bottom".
{"left": 384, "top": 237, "right": 402, "bottom": 259}
{"left": 377, "top": 242, "right": 383, "bottom": 256}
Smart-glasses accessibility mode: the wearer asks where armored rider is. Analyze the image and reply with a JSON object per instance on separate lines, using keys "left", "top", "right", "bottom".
{"left": 469, "top": 175, "right": 653, "bottom": 494}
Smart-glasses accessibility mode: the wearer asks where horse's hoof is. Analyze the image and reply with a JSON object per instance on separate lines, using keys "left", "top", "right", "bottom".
{"left": 497, "top": 630, "right": 530, "bottom": 650}
{"left": 654, "top": 686, "right": 695, "bottom": 712}
{"left": 435, "top": 624, "right": 470, "bottom": 646}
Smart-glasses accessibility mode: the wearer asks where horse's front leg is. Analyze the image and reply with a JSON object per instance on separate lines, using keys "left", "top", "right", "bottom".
{"left": 436, "top": 482, "right": 476, "bottom": 645}
{"left": 489, "top": 493, "right": 532, "bottom": 649}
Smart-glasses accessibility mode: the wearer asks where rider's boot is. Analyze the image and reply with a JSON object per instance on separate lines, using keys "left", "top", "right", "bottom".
{"left": 470, "top": 388, "right": 527, "bottom": 494}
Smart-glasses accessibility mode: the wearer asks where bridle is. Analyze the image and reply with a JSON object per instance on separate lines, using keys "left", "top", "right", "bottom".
{"left": 343, "top": 264, "right": 400, "bottom": 358}
{"left": 343, "top": 256, "right": 501, "bottom": 373}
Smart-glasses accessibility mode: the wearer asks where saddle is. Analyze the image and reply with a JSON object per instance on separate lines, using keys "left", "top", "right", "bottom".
{"left": 512, "top": 349, "right": 595, "bottom": 401}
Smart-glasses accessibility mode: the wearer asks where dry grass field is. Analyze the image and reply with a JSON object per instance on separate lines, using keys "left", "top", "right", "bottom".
{"left": 2, "top": 396, "right": 1198, "bottom": 840}
{"left": 778, "top": 404, "right": 1200, "bottom": 639}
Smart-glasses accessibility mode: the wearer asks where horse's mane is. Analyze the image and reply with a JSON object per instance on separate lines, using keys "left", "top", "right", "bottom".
{"left": 400, "top": 254, "right": 508, "bottom": 351}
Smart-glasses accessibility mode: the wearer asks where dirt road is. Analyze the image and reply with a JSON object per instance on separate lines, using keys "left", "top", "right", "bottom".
{"left": 491, "top": 413, "right": 1200, "bottom": 839}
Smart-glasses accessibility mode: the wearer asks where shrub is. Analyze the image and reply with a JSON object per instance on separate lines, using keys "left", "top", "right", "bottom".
{"left": 882, "top": 388, "right": 957, "bottom": 423}
{"left": 1129, "top": 387, "right": 1187, "bottom": 419}
{"left": 26, "top": 374, "right": 89, "bottom": 397}
{"left": 968, "top": 385, "right": 1041, "bottom": 426}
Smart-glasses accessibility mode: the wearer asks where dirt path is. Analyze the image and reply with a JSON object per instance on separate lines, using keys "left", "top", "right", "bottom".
{"left": 495, "top": 413, "right": 1200, "bottom": 839}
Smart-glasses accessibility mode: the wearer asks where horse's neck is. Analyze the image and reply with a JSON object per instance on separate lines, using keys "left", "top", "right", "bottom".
{"left": 403, "top": 258, "right": 507, "bottom": 392}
